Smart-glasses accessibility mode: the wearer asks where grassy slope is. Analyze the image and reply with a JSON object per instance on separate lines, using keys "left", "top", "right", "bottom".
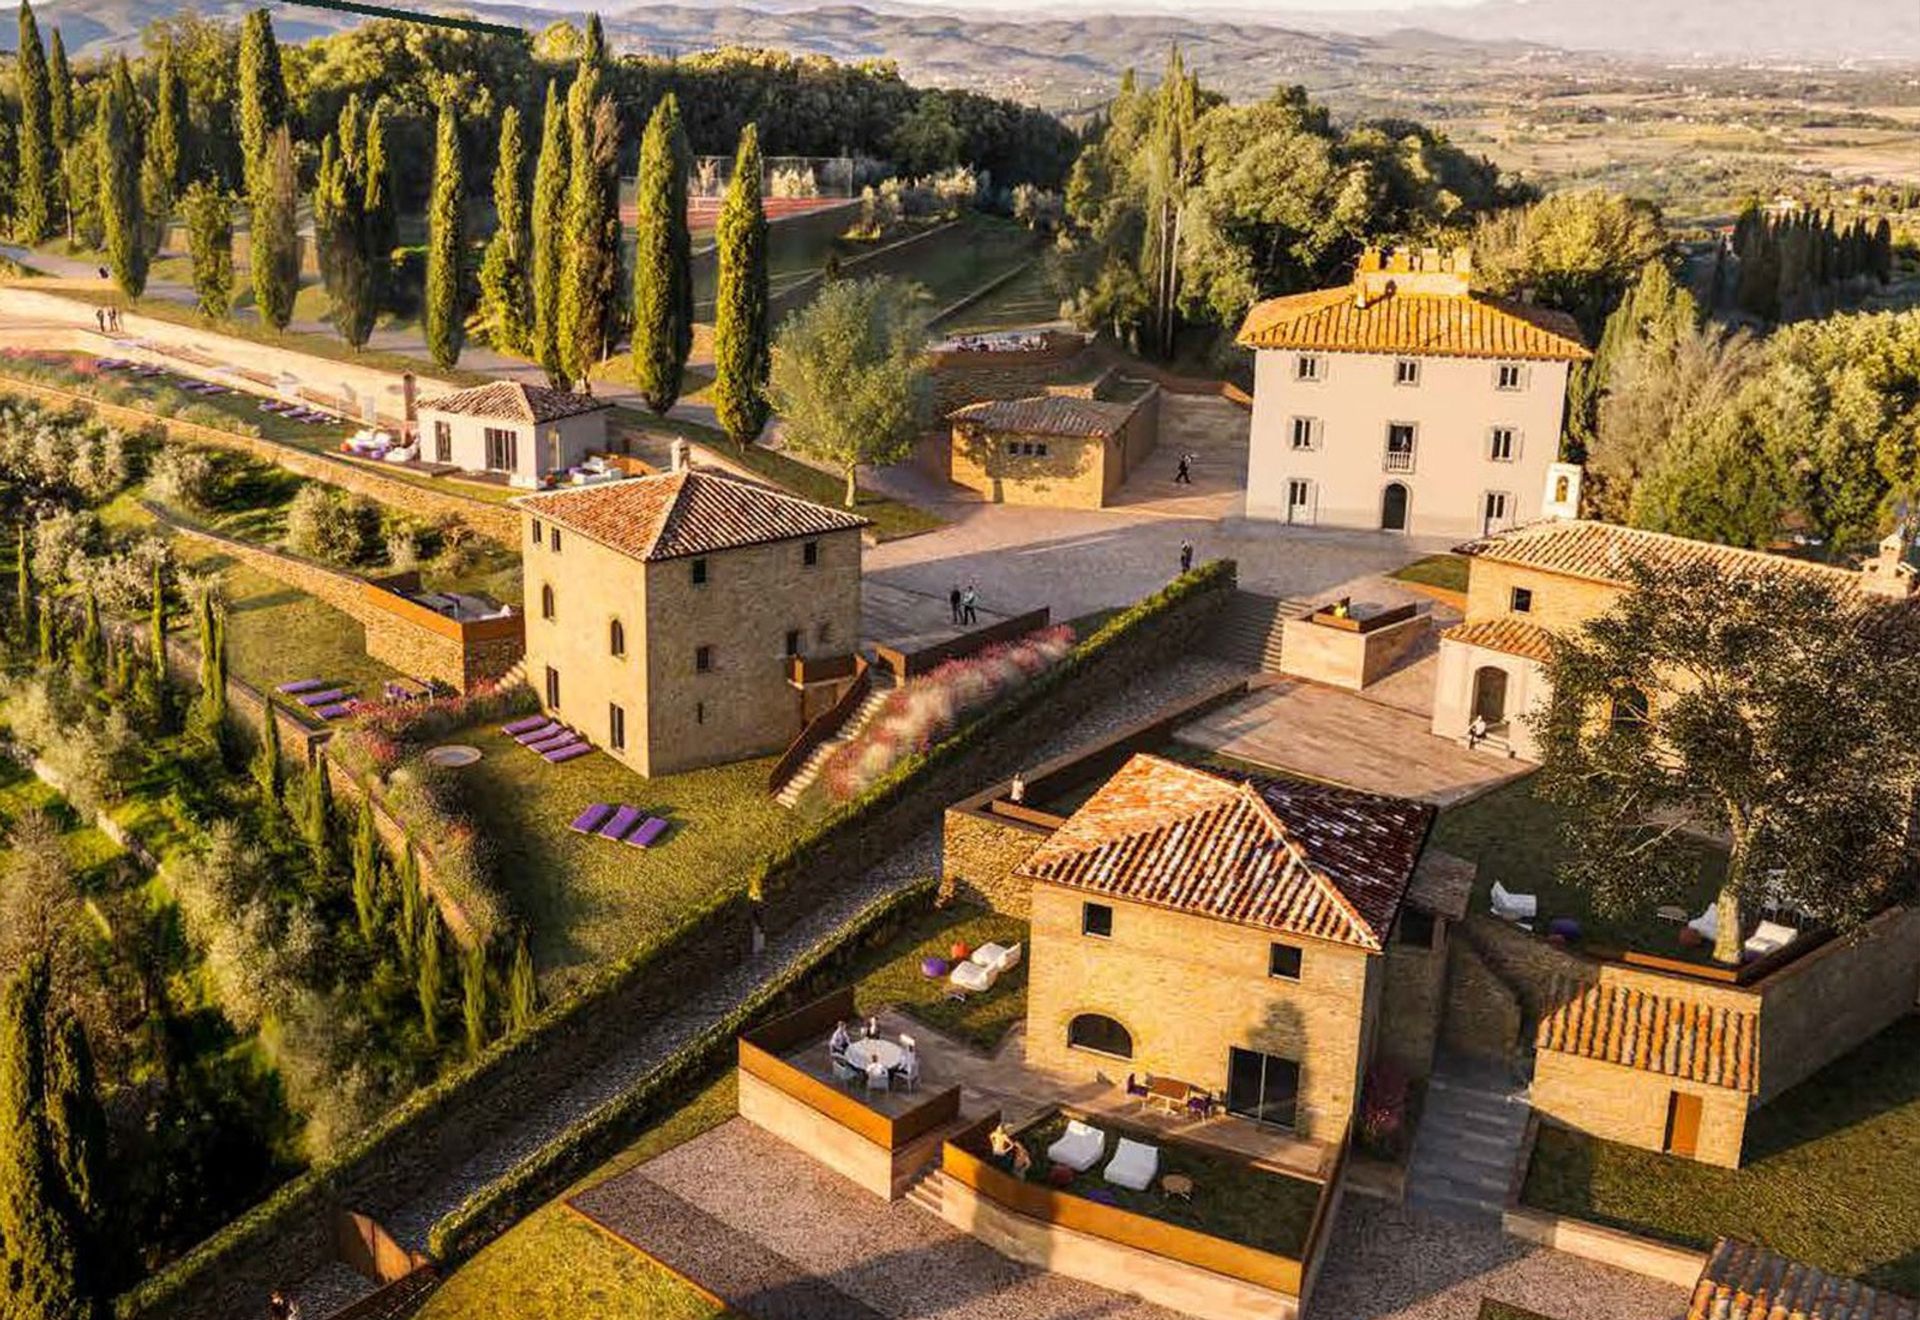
{"left": 1522, "top": 1015, "right": 1920, "bottom": 1294}
{"left": 1389, "top": 553, "right": 1471, "bottom": 594}
{"left": 847, "top": 902, "right": 1030, "bottom": 1050}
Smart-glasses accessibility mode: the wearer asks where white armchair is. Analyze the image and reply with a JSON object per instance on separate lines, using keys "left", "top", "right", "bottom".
{"left": 1744, "top": 919, "right": 1797, "bottom": 959}
{"left": 950, "top": 942, "right": 1022, "bottom": 994}
{"left": 1046, "top": 1120, "right": 1106, "bottom": 1172}
{"left": 1490, "top": 881, "right": 1538, "bottom": 922}
{"left": 1102, "top": 1138, "right": 1160, "bottom": 1191}
{"left": 1687, "top": 903, "right": 1719, "bottom": 944}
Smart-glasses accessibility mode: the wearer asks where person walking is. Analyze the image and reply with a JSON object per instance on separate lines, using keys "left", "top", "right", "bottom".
{"left": 949, "top": 584, "right": 963, "bottom": 625}
{"left": 1174, "top": 453, "right": 1193, "bottom": 484}
{"left": 267, "top": 1291, "right": 301, "bottom": 1320}
{"left": 1179, "top": 540, "right": 1194, "bottom": 573}
{"left": 961, "top": 584, "right": 979, "bottom": 625}
{"left": 94, "top": 307, "right": 106, "bottom": 334}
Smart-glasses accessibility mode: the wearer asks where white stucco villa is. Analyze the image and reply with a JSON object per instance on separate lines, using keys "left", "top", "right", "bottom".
{"left": 1236, "top": 246, "right": 1590, "bottom": 539}
{"left": 415, "top": 380, "right": 613, "bottom": 488}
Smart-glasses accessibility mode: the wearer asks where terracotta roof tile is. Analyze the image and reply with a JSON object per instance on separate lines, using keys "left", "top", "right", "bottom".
{"left": 1458, "top": 520, "right": 1860, "bottom": 597}
{"left": 418, "top": 380, "right": 614, "bottom": 423}
{"left": 510, "top": 467, "right": 867, "bottom": 562}
{"left": 948, "top": 396, "right": 1138, "bottom": 438}
{"left": 1017, "top": 754, "right": 1433, "bottom": 951}
{"left": 1690, "top": 1239, "right": 1918, "bottom": 1320}
{"left": 1442, "top": 617, "right": 1558, "bottom": 663}
{"left": 1235, "top": 285, "right": 1589, "bottom": 361}
{"left": 1536, "top": 980, "right": 1758, "bottom": 1093}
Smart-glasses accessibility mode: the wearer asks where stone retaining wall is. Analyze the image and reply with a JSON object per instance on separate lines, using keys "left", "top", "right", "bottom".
{"left": 939, "top": 808, "right": 1051, "bottom": 916}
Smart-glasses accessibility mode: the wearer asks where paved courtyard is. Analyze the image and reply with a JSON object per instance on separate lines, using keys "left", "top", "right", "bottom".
{"left": 572, "top": 1118, "right": 1182, "bottom": 1320}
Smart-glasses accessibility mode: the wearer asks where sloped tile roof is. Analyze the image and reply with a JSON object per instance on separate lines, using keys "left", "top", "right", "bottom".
{"left": 1536, "top": 980, "right": 1759, "bottom": 1093}
{"left": 418, "top": 380, "right": 614, "bottom": 423}
{"left": 1017, "top": 754, "right": 1433, "bottom": 951}
{"left": 1458, "top": 519, "right": 1860, "bottom": 597}
{"left": 510, "top": 467, "right": 867, "bottom": 562}
{"left": 948, "top": 396, "right": 1138, "bottom": 438}
{"left": 1442, "top": 617, "right": 1558, "bottom": 663}
{"left": 1690, "top": 1238, "right": 1918, "bottom": 1320}
{"left": 1235, "top": 285, "right": 1590, "bottom": 361}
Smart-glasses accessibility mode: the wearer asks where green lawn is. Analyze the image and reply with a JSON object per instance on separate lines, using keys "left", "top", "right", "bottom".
{"left": 846, "top": 902, "right": 1030, "bottom": 1050}
{"left": 0, "top": 757, "right": 123, "bottom": 877}
{"left": 942, "top": 257, "right": 1060, "bottom": 332}
{"left": 448, "top": 729, "right": 804, "bottom": 996}
{"left": 1432, "top": 778, "right": 1728, "bottom": 963}
{"left": 1014, "top": 1110, "right": 1323, "bottom": 1257}
{"left": 417, "top": 1072, "right": 741, "bottom": 1320}
{"left": 1390, "top": 553, "right": 1471, "bottom": 594}
{"left": 1522, "top": 1015, "right": 1920, "bottom": 1294}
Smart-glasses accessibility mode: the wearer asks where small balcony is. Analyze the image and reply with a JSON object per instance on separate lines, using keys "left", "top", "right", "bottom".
{"left": 785, "top": 651, "right": 859, "bottom": 688}
{"left": 1382, "top": 446, "right": 1416, "bottom": 474}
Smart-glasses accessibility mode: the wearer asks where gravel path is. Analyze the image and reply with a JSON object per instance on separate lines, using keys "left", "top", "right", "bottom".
{"left": 289, "top": 654, "right": 1243, "bottom": 1314}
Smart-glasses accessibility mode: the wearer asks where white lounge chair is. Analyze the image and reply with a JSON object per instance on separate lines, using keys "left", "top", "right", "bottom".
{"left": 1490, "top": 881, "right": 1538, "bottom": 922}
{"left": 1744, "top": 919, "right": 1798, "bottom": 959}
{"left": 1102, "top": 1137, "right": 1160, "bottom": 1191}
{"left": 949, "top": 942, "right": 1023, "bottom": 994}
{"left": 1687, "top": 904, "right": 1719, "bottom": 944}
{"left": 1046, "top": 1120, "right": 1106, "bottom": 1172}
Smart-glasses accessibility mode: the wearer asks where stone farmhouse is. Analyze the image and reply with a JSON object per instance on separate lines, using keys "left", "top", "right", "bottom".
{"left": 415, "top": 380, "right": 612, "bottom": 488}
{"left": 1433, "top": 519, "right": 1917, "bottom": 760}
{"left": 946, "top": 382, "right": 1160, "bottom": 509}
{"left": 511, "top": 452, "right": 866, "bottom": 776}
{"left": 1689, "top": 1238, "right": 1918, "bottom": 1320}
{"left": 1003, "top": 753, "right": 1471, "bottom": 1141}
{"left": 1236, "top": 246, "right": 1588, "bottom": 538}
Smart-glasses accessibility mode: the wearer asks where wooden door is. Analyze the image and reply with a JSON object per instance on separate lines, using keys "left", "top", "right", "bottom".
{"left": 1664, "top": 1091, "right": 1702, "bottom": 1158}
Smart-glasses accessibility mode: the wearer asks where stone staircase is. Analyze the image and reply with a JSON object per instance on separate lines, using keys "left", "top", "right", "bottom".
{"left": 902, "top": 1161, "right": 946, "bottom": 1219}
{"left": 1203, "top": 590, "right": 1314, "bottom": 673}
{"left": 774, "top": 671, "right": 896, "bottom": 808}
{"left": 1404, "top": 1055, "right": 1532, "bottom": 1226}
{"left": 495, "top": 659, "right": 529, "bottom": 692}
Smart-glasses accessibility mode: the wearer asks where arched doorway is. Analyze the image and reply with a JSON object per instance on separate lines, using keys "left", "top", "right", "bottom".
{"left": 1381, "top": 482, "right": 1410, "bottom": 531}
{"left": 1067, "top": 1013, "right": 1134, "bottom": 1059}
{"left": 1471, "top": 666, "right": 1509, "bottom": 727}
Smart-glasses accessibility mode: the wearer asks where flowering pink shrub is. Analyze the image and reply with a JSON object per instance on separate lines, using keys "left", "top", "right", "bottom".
{"left": 334, "top": 680, "right": 538, "bottom": 780}
{"left": 820, "top": 624, "right": 1075, "bottom": 802}
{"left": 1358, "top": 1062, "right": 1412, "bottom": 1159}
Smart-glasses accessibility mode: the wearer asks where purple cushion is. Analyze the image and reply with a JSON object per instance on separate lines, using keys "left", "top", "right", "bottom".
{"left": 569, "top": 803, "right": 613, "bottom": 834}
{"left": 527, "top": 730, "right": 578, "bottom": 753}
{"left": 502, "top": 715, "right": 549, "bottom": 736}
{"left": 297, "top": 688, "right": 347, "bottom": 707}
{"left": 1548, "top": 917, "right": 1582, "bottom": 941}
{"left": 598, "top": 805, "right": 642, "bottom": 840}
{"left": 513, "top": 721, "right": 562, "bottom": 745}
{"left": 625, "top": 816, "right": 668, "bottom": 848}
{"left": 921, "top": 956, "right": 950, "bottom": 979}
{"left": 314, "top": 702, "right": 354, "bottom": 720}
{"left": 545, "top": 743, "right": 592, "bottom": 764}
{"left": 277, "top": 678, "right": 326, "bottom": 694}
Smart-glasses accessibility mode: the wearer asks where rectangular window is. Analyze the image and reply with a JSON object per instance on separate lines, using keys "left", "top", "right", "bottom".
{"left": 483, "top": 426, "right": 519, "bottom": 472}
{"left": 433, "top": 419, "right": 452, "bottom": 464}
{"left": 1226, "top": 1047, "right": 1299, "bottom": 1129}
{"left": 1036, "top": 442, "right": 1049, "bottom": 457}
{"left": 1489, "top": 427, "right": 1518, "bottom": 462}
{"left": 691, "top": 557, "right": 708, "bottom": 586}
{"left": 1081, "top": 902, "right": 1113, "bottom": 939}
{"left": 608, "top": 702, "right": 626, "bottom": 750}
{"left": 784, "top": 629, "right": 800, "bottom": 657}
{"left": 1295, "top": 354, "right": 1324, "bottom": 382}
{"left": 695, "top": 645, "right": 712, "bottom": 673}
{"left": 549, "top": 527, "right": 561, "bottom": 552}
{"left": 1496, "top": 362, "right": 1525, "bottom": 392}
{"left": 1394, "top": 358, "right": 1421, "bottom": 386}
{"left": 696, "top": 701, "right": 705, "bottom": 726}
{"left": 1007, "top": 440, "right": 1020, "bottom": 456}
{"left": 1385, "top": 422, "right": 1416, "bottom": 472}
{"left": 803, "top": 540, "right": 819, "bottom": 567}
{"left": 1289, "top": 417, "right": 1317, "bottom": 451}
{"left": 1268, "top": 942, "right": 1302, "bottom": 980}
{"left": 544, "top": 665, "right": 560, "bottom": 709}
{"left": 1510, "top": 586, "right": 1534, "bottom": 614}
{"left": 530, "top": 517, "right": 542, "bottom": 545}
{"left": 1397, "top": 908, "right": 1438, "bottom": 949}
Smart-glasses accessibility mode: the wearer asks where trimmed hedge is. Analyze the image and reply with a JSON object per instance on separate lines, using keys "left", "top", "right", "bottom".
{"left": 425, "top": 877, "right": 941, "bottom": 1264}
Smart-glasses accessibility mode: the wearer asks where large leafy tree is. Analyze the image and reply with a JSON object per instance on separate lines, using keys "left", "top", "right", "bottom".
{"left": 769, "top": 275, "right": 931, "bottom": 507}
{"left": 1535, "top": 559, "right": 1920, "bottom": 964}
{"left": 249, "top": 126, "right": 298, "bottom": 331}
{"left": 16, "top": 0, "right": 55, "bottom": 243}
{"left": 530, "top": 79, "right": 571, "bottom": 388}
{"left": 630, "top": 93, "right": 693, "bottom": 413}
{"left": 711, "top": 124, "right": 770, "bottom": 445}
{"left": 556, "top": 62, "right": 620, "bottom": 388}
{"left": 424, "top": 102, "right": 466, "bottom": 368}
{"left": 98, "top": 57, "right": 147, "bottom": 301}
{"left": 478, "top": 105, "right": 533, "bottom": 355}
{"left": 1471, "top": 189, "right": 1667, "bottom": 340}
{"left": 236, "top": 8, "right": 286, "bottom": 195}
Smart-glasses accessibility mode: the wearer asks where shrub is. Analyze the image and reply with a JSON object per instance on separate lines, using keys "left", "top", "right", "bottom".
{"left": 768, "top": 165, "right": 819, "bottom": 198}
{"left": 1357, "top": 1062, "right": 1412, "bottom": 1160}
{"left": 148, "top": 446, "right": 219, "bottom": 512}
{"left": 284, "top": 485, "right": 382, "bottom": 566}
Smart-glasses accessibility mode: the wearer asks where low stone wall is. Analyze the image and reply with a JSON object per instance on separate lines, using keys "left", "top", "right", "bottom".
{"left": 1754, "top": 904, "right": 1920, "bottom": 1102}
{"left": 1377, "top": 935, "right": 1447, "bottom": 1080}
{"left": 939, "top": 808, "right": 1051, "bottom": 916}
{"left": 1440, "top": 933, "right": 1524, "bottom": 1063}
{"left": 1279, "top": 611, "right": 1431, "bottom": 692}
{"left": 1502, "top": 1201, "right": 1708, "bottom": 1288}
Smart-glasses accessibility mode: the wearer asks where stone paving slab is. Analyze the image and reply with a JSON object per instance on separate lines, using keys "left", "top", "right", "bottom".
{"left": 577, "top": 1118, "right": 1180, "bottom": 1320}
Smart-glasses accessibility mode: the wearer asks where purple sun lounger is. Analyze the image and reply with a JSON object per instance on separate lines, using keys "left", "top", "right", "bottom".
{"left": 527, "top": 730, "right": 579, "bottom": 753}
{"left": 597, "top": 805, "right": 642, "bottom": 840}
{"left": 277, "top": 678, "right": 327, "bottom": 695}
{"left": 513, "top": 720, "right": 562, "bottom": 745}
{"left": 297, "top": 688, "right": 347, "bottom": 707}
{"left": 502, "top": 715, "right": 549, "bottom": 736}
{"left": 624, "top": 817, "right": 669, "bottom": 849}
{"left": 314, "top": 702, "right": 355, "bottom": 720}
{"left": 569, "top": 803, "right": 614, "bottom": 834}
{"left": 545, "top": 743, "right": 592, "bottom": 764}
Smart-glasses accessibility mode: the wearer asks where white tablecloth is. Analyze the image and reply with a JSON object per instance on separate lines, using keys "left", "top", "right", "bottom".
{"left": 845, "top": 1038, "right": 904, "bottom": 1073}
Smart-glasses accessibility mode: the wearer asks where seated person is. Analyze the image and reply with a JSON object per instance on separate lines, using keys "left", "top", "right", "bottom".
{"left": 828, "top": 1020, "right": 851, "bottom": 1058}
{"left": 987, "top": 1124, "right": 1033, "bottom": 1179}
{"left": 1010, "top": 1140, "right": 1033, "bottom": 1180}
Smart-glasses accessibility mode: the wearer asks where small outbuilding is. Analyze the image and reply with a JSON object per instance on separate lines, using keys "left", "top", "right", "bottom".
{"left": 947, "top": 383, "right": 1158, "bottom": 509}
{"left": 415, "top": 380, "right": 613, "bottom": 488}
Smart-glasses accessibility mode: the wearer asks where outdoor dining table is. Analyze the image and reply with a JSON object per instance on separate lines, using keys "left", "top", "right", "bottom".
{"left": 1145, "top": 1077, "right": 1195, "bottom": 1115}
{"left": 846, "top": 1037, "right": 904, "bottom": 1091}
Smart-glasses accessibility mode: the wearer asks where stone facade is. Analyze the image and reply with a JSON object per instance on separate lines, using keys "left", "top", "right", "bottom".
{"left": 1531, "top": 1052, "right": 1749, "bottom": 1168}
{"left": 1279, "top": 608, "right": 1431, "bottom": 692}
{"left": 939, "top": 807, "right": 1051, "bottom": 917}
{"left": 1752, "top": 905, "right": 1920, "bottom": 1100}
{"left": 1023, "top": 881, "right": 1376, "bottom": 1142}
{"left": 521, "top": 512, "right": 863, "bottom": 777}
{"left": 1377, "top": 929, "right": 1449, "bottom": 1079}
{"left": 948, "top": 388, "right": 1160, "bottom": 510}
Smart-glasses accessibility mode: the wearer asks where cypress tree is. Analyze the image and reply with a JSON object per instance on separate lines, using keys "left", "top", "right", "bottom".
{"left": 0, "top": 959, "right": 84, "bottom": 1320}
{"left": 583, "top": 11, "right": 606, "bottom": 70}
{"left": 396, "top": 841, "right": 422, "bottom": 971}
{"left": 249, "top": 126, "right": 298, "bottom": 331}
{"left": 73, "top": 591, "right": 101, "bottom": 685}
{"left": 99, "top": 56, "right": 148, "bottom": 301}
{"left": 531, "top": 80, "right": 571, "bottom": 389}
{"left": 351, "top": 796, "right": 379, "bottom": 942}
{"left": 236, "top": 8, "right": 286, "bottom": 196}
{"left": 318, "top": 99, "right": 376, "bottom": 349}
{"left": 417, "top": 906, "right": 442, "bottom": 1047}
{"left": 15, "top": 524, "right": 30, "bottom": 641}
{"left": 46, "top": 25, "right": 70, "bottom": 148}
{"left": 424, "top": 102, "right": 466, "bottom": 369}
{"left": 182, "top": 182, "right": 234, "bottom": 321}
{"left": 557, "top": 63, "right": 620, "bottom": 389}
{"left": 478, "top": 105, "right": 533, "bottom": 355}
{"left": 37, "top": 593, "right": 54, "bottom": 665}
{"left": 712, "top": 124, "right": 771, "bottom": 446}
{"left": 364, "top": 108, "right": 395, "bottom": 310}
{"left": 301, "top": 762, "right": 333, "bottom": 877}
{"left": 252, "top": 696, "right": 281, "bottom": 804}
{"left": 16, "top": 0, "right": 54, "bottom": 242}
{"left": 147, "top": 558, "right": 165, "bottom": 676}
{"left": 43, "top": 1009, "right": 107, "bottom": 1296}
{"left": 460, "top": 943, "right": 487, "bottom": 1058}
{"left": 145, "top": 41, "right": 187, "bottom": 254}
{"left": 631, "top": 93, "right": 693, "bottom": 414}
{"left": 506, "top": 935, "right": 536, "bottom": 1033}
